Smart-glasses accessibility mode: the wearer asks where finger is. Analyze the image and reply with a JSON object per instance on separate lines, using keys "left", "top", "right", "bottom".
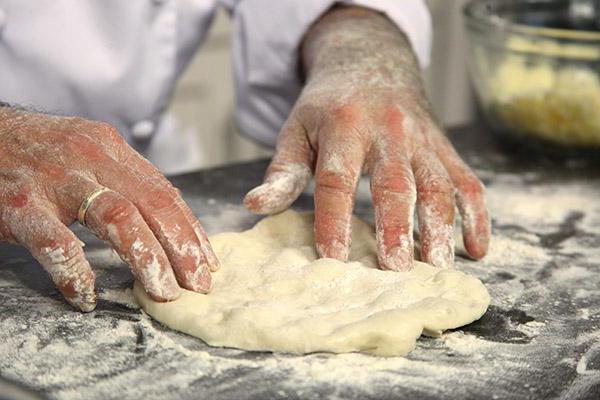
{"left": 244, "top": 116, "right": 312, "bottom": 215}
{"left": 175, "top": 195, "right": 221, "bottom": 272}
{"left": 371, "top": 149, "right": 416, "bottom": 271}
{"left": 94, "top": 162, "right": 213, "bottom": 293}
{"left": 109, "top": 143, "right": 221, "bottom": 274}
{"left": 412, "top": 150, "right": 456, "bottom": 268}
{"left": 314, "top": 129, "right": 365, "bottom": 261}
{"left": 69, "top": 123, "right": 215, "bottom": 291}
{"left": 68, "top": 182, "right": 182, "bottom": 301}
{"left": 434, "top": 135, "right": 490, "bottom": 259}
{"left": 7, "top": 206, "right": 97, "bottom": 312}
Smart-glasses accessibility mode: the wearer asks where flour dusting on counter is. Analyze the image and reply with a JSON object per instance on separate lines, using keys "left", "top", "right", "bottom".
{"left": 1, "top": 136, "right": 600, "bottom": 399}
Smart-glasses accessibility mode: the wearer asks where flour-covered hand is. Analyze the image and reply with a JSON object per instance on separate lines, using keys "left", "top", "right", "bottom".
{"left": 0, "top": 107, "right": 219, "bottom": 311}
{"left": 244, "top": 7, "right": 490, "bottom": 271}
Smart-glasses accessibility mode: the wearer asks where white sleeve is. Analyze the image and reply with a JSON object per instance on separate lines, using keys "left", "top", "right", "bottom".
{"left": 221, "top": 0, "right": 432, "bottom": 146}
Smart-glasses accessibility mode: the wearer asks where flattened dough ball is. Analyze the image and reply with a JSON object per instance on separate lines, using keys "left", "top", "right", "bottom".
{"left": 134, "top": 210, "right": 490, "bottom": 356}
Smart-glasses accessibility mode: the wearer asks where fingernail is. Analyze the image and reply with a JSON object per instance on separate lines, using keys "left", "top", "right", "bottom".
{"left": 143, "top": 265, "right": 180, "bottom": 302}
{"left": 316, "top": 239, "right": 350, "bottom": 261}
{"left": 66, "top": 287, "right": 97, "bottom": 313}
{"left": 163, "top": 274, "right": 181, "bottom": 300}
{"left": 206, "top": 251, "right": 221, "bottom": 272}
{"left": 56, "top": 273, "right": 97, "bottom": 312}
{"left": 191, "top": 223, "right": 221, "bottom": 272}
{"left": 200, "top": 238, "right": 220, "bottom": 272}
{"left": 244, "top": 182, "right": 287, "bottom": 214}
{"left": 182, "top": 264, "right": 212, "bottom": 293}
{"left": 426, "top": 243, "right": 454, "bottom": 269}
{"left": 464, "top": 226, "right": 489, "bottom": 260}
{"left": 243, "top": 184, "right": 263, "bottom": 207}
{"left": 244, "top": 172, "right": 303, "bottom": 215}
{"left": 188, "top": 265, "right": 212, "bottom": 294}
{"left": 76, "top": 295, "right": 97, "bottom": 313}
{"left": 424, "top": 225, "right": 455, "bottom": 269}
{"left": 381, "top": 237, "right": 413, "bottom": 271}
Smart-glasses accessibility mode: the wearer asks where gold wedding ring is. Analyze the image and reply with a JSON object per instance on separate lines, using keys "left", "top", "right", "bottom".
{"left": 77, "top": 187, "right": 111, "bottom": 226}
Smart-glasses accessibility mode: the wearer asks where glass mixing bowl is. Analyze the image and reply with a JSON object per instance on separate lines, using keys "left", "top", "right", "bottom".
{"left": 464, "top": 0, "right": 600, "bottom": 152}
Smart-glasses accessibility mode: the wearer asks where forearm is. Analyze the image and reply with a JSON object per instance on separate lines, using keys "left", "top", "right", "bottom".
{"left": 301, "top": 6, "right": 426, "bottom": 101}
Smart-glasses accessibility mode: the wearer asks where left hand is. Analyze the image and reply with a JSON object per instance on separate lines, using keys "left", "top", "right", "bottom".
{"left": 244, "top": 6, "right": 490, "bottom": 271}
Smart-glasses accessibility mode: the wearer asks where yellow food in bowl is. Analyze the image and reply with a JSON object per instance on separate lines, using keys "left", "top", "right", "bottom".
{"left": 488, "top": 37, "right": 600, "bottom": 147}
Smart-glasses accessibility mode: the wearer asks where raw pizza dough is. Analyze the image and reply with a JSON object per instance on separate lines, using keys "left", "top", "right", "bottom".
{"left": 134, "top": 210, "right": 490, "bottom": 356}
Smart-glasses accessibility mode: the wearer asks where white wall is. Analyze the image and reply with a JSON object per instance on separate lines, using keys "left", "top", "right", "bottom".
{"left": 167, "top": 2, "right": 474, "bottom": 170}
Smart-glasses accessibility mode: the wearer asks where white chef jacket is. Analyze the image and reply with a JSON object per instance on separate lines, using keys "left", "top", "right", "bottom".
{"left": 0, "top": 0, "right": 431, "bottom": 172}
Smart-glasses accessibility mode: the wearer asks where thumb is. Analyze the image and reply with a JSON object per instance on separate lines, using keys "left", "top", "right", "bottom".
{"left": 244, "top": 117, "right": 313, "bottom": 215}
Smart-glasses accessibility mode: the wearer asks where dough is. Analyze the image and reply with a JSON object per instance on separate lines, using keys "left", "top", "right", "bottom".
{"left": 134, "top": 211, "right": 490, "bottom": 356}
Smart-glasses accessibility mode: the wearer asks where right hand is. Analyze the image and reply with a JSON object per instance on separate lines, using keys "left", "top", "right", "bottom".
{"left": 0, "top": 107, "right": 219, "bottom": 312}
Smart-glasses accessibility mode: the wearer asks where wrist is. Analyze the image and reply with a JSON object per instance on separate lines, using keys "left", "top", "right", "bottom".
{"left": 298, "top": 6, "right": 432, "bottom": 118}
{"left": 301, "top": 6, "right": 422, "bottom": 91}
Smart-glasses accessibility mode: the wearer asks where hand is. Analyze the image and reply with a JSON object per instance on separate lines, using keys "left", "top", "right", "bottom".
{"left": 244, "top": 7, "right": 490, "bottom": 271}
{"left": 0, "top": 107, "right": 219, "bottom": 311}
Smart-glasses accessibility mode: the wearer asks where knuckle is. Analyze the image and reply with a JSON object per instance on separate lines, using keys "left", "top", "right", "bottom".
{"left": 143, "top": 188, "right": 180, "bottom": 216}
{"left": 332, "top": 102, "right": 362, "bottom": 121}
{"left": 459, "top": 175, "right": 485, "bottom": 197}
{"left": 1, "top": 193, "right": 37, "bottom": 241}
{"left": 95, "top": 122, "right": 122, "bottom": 140}
{"left": 65, "top": 131, "right": 104, "bottom": 157}
{"left": 38, "top": 240, "right": 86, "bottom": 275}
{"left": 138, "top": 165, "right": 173, "bottom": 187}
{"left": 316, "top": 170, "right": 355, "bottom": 194}
{"left": 372, "top": 169, "right": 415, "bottom": 197}
{"left": 99, "top": 196, "right": 140, "bottom": 225}
{"left": 1, "top": 184, "right": 33, "bottom": 209}
{"left": 417, "top": 175, "right": 455, "bottom": 199}
{"left": 382, "top": 104, "right": 406, "bottom": 127}
{"left": 329, "top": 105, "right": 368, "bottom": 135}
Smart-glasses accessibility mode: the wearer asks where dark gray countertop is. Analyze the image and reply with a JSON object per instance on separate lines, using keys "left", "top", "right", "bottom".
{"left": 1, "top": 125, "right": 600, "bottom": 400}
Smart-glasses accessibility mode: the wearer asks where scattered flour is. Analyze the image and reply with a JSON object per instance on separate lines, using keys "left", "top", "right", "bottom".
{"left": 551, "top": 266, "right": 595, "bottom": 282}
{"left": 0, "top": 310, "right": 490, "bottom": 400}
{"left": 1, "top": 165, "right": 599, "bottom": 399}
{"left": 443, "top": 331, "right": 494, "bottom": 356}
{"left": 482, "top": 236, "right": 550, "bottom": 267}
{"left": 514, "top": 321, "right": 546, "bottom": 338}
{"left": 487, "top": 180, "right": 600, "bottom": 233}
{"left": 98, "top": 288, "right": 139, "bottom": 309}
{"left": 577, "top": 309, "right": 590, "bottom": 320}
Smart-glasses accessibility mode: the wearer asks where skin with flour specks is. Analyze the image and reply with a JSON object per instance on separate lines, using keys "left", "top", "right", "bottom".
{"left": 0, "top": 108, "right": 218, "bottom": 311}
{"left": 245, "top": 6, "right": 491, "bottom": 272}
